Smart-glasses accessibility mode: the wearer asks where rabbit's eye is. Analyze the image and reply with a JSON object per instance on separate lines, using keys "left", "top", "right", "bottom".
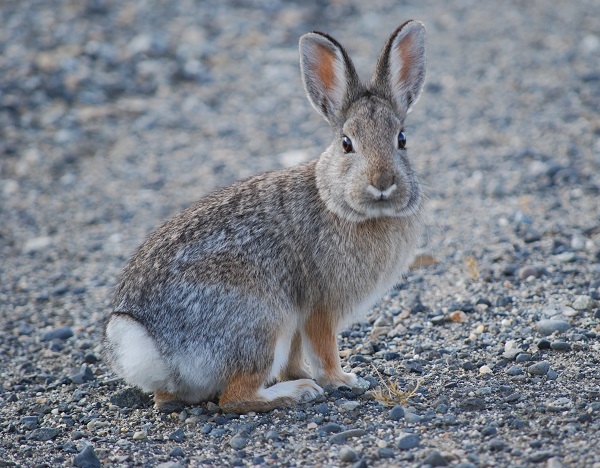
{"left": 398, "top": 131, "right": 407, "bottom": 149}
{"left": 342, "top": 135, "right": 354, "bottom": 153}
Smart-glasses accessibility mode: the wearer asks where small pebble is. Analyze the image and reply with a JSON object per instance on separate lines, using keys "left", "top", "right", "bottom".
{"left": 536, "top": 319, "right": 571, "bottom": 336}
{"left": 404, "top": 412, "right": 424, "bottom": 423}
{"left": 169, "top": 428, "right": 185, "bottom": 442}
{"left": 546, "top": 397, "right": 572, "bottom": 412}
{"left": 132, "top": 430, "right": 147, "bottom": 440}
{"left": 488, "top": 438, "right": 506, "bottom": 451}
{"left": 550, "top": 341, "right": 570, "bottom": 351}
{"left": 330, "top": 429, "right": 366, "bottom": 445}
{"left": 110, "top": 388, "right": 152, "bottom": 408}
{"left": 338, "top": 446, "right": 358, "bottom": 463}
{"left": 388, "top": 405, "right": 405, "bottom": 421}
{"left": 229, "top": 436, "right": 247, "bottom": 450}
{"left": 572, "top": 295, "right": 597, "bottom": 310}
{"left": 27, "top": 427, "right": 60, "bottom": 441}
{"left": 537, "top": 338, "right": 552, "bottom": 349}
{"left": 321, "top": 422, "right": 342, "bottom": 433}
{"left": 396, "top": 432, "right": 420, "bottom": 449}
{"left": 20, "top": 416, "right": 39, "bottom": 430}
{"left": 169, "top": 447, "right": 185, "bottom": 458}
{"left": 73, "top": 445, "right": 101, "bottom": 468}
{"left": 40, "top": 326, "right": 74, "bottom": 342}
{"left": 528, "top": 361, "right": 550, "bottom": 376}
{"left": 506, "top": 365, "right": 523, "bottom": 376}
{"left": 340, "top": 401, "right": 360, "bottom": 411}
{"left": 554, "top": 252, "right": 576, "bottom": 263}
{"left": 515, "top": 353, "right": 531, "bottom": 363}
{"left": 422, "top": 449, "right": 449, "bottom": 466}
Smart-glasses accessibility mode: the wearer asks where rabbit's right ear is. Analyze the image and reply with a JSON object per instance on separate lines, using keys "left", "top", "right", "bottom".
{"left": 299, "top": 32, "right": 359, "bottom": 125}
{"left": 371, "top": 20, "right": 427, "bottom": 114}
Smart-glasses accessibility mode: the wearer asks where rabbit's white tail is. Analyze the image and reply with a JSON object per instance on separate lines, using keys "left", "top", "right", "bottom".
{"left": 105, "top": 314, "right": 173, "bottom": 394}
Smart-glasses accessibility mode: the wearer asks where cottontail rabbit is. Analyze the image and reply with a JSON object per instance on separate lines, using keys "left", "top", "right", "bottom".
{"left": 104, "top": 20, "right": 427, "bottom": 413}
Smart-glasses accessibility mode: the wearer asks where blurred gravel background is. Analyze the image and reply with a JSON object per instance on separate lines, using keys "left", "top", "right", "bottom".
{"left": 1, "top": 0, "right": 599, "bottom": 466}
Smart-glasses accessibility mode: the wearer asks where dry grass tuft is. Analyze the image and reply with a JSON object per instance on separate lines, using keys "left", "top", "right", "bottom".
{"left": 369, "top": 367, "right": 422, "bottom": 407}
{"left": 464, "top": 255, "right": 480, "bottom": 280}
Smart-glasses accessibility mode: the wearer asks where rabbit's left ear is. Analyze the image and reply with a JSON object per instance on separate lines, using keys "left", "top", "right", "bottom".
{"left": 371, "top": 20, "right": 427, "bottom": 114}
{"left": 299, "top": 31, "right": 360, "bottom": 125}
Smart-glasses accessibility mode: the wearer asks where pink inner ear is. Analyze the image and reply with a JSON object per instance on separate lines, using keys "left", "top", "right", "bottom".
{"left": 315, "top": 44, "right": 337, "bottom": 92}
{"left": 395, "top": 34, "right": 414, "bottom": 84}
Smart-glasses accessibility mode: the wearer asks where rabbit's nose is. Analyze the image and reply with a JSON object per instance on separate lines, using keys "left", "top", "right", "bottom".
{"left": 369, "top": 172, "right": 396, "bottom": 193}
{"left": 367, "top": 173, "right": 397, "bottom": 200}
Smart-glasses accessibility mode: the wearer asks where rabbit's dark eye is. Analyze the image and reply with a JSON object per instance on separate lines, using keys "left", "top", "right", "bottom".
{"left": 342, "top": 135, "right": 354, "bottom": 153}
{"left": 398, "top": 131, "right": 407, "bottom": 149}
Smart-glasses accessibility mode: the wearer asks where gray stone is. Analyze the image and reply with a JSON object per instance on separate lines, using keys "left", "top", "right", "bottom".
{"left": 73, "top": 445, "right": 101, "bottom": 468}
{"left": 229, "top": 436, "right": 247, "bottom": 450}
{"left": 110, "top": 387, "right": 152, "bottom": 408}
{"left": 422, "top": 449, "right": 448, "bottom": 466}
{"left": 350, "top": 377, "right": 371, "bottom": 395}
{"left": 330, "top": 429, "right": 366, "bottom": 445}
{"left": 488, "top": 438, "right": 506, "bottom": 451}
{"left": 40, "top": 326, "right": 74, "bottom": 342}
{"left": 156, "top": 400, "right": 186, "bottom": 413}
{"left": 515, "top": 353, "right": 532, "bottom": 363}
{"left": 321, "top": 422, "right": 342, "bottom": 433}
{"left": 550, "top": 340, "right": 570, "bottom": 351}
{"left": 528, "top": 451, "right": 554, "bottom": 463}
{"left": 554, "top": 252, "right": 577, "bottom": 263}
{"left": 404, "top": 412, "right": 424, "bottom": 423}
{"left": 169, "top": 428, "right": 185, "bottom": 442}
{"left": 396, "top": 432, "right": 420, "bottom": 449}
{"left": 503, "top": 348, "right": 520, "bottom": 360}
{"left": 459, "top": 397, "right": 486, "bottom": 410}
{"left": 70, "top": 365, "right": 94, "bottom": 384}
{"left": 27, "top": 427, "right": 60, "bottom": 441}
{"left": 506, "top": 365, "right": 523, "bottom": 376}
{"left": 206, "top": 402, "right": 220, "bottom": 413}
{"left": 20, "top": 416, "right": 39, "bottom": 430}
{"left": 338, "top": 446, "right": 358, "bottom": 462}
{"left": 546, "top": 397, "right": 572, "bottom": 412}
{"left": 378, "top": 447, "right": 395, "bottom": 459}
{"left": 572, "top": 295, "right": 598, "bottom": 310}
{"left": 169, "top": 447, "right": 185, "bottom": 458}
{"left": 528, "top": 361, "right": 550, "bottom": 375}
{"left": 388, "top": 405, "right": 405, "bottom": 421}
{"left": 536, "top": 319, "right": 571, "bottom": 336}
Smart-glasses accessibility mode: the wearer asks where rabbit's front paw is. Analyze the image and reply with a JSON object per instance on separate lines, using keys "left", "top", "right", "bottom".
{"left": 317, "top": 371, "right": 358, "bottom": 389}
{"left": 296, "top": 379, "right": 324, "bottom": 403}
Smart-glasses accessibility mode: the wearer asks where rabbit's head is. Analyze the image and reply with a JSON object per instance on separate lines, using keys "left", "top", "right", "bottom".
{"left": 300, "top": 21, "right": 426, "bottom": 222}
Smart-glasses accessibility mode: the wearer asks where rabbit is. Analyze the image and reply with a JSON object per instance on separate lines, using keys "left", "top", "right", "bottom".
{"left": 103, "top": 20, "right": 427, "bottom": 414}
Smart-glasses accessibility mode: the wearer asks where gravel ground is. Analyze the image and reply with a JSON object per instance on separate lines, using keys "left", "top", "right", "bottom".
{"left": 1, "top": 0, "right": 599, "bottom": 466}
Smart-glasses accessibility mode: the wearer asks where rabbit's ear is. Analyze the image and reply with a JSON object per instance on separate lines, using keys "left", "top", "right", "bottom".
{"left": 371, "top": 20, "right": 426, "bottom": 113}
{"left": 299, "top": 32, "right": 359, "bottom": 124}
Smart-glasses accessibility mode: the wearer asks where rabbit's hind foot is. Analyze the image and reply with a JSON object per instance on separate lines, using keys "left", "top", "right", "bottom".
{"left": 153, "top": 391, "right": 186, "bottom": 413}
{"left": 219, "top": 372, "right": 323, "bottom": 414}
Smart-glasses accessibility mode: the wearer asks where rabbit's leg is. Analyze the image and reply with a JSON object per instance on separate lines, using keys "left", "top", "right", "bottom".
{"left": 303, "top": 308, "right": 358, "bottom": 388}
{"left": 279, "top": 330, "right": 312, "bottom": 381}
{"left": 219, "top": 371, "right": 322, "bottom": 413}
{"left": 153, "top": 391, "right": 179, "bottom": 408}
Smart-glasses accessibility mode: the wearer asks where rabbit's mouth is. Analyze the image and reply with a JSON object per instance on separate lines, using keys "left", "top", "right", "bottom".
{"left": 360, "top": 179, "right": 422, "bottom": 219}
